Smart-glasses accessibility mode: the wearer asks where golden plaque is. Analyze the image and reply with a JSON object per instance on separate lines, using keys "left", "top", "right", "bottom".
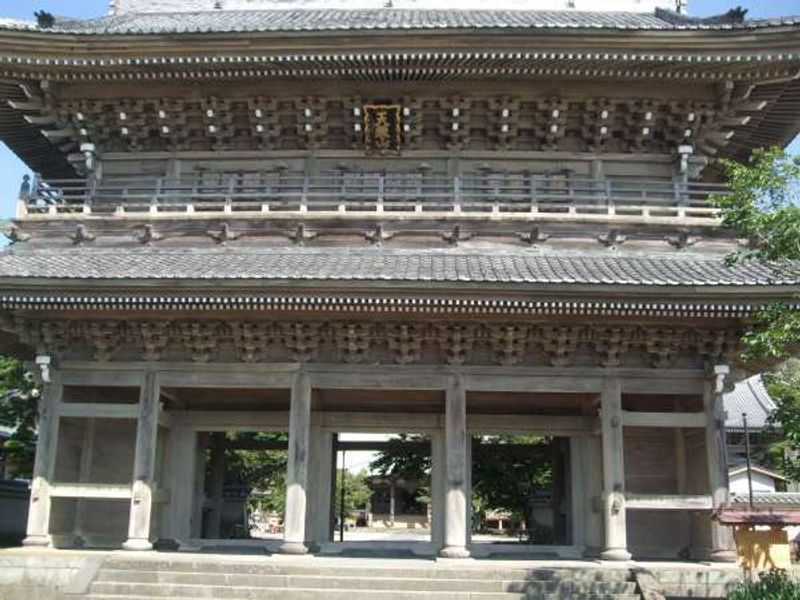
{"left": 363, "top": 104, "right": 402, "bottom": 154}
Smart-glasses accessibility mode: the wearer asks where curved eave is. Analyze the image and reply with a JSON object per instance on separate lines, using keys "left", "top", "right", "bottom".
{"left": 0, "top": 275, "right": 798, "bottom": 301}
{"left": 0, "top": 23, "right": 799, "bottom": 60}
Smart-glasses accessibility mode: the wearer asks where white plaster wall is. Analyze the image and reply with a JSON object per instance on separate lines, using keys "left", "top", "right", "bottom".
{"left": 729, "top": 471, "right": 777, "bottom": 495}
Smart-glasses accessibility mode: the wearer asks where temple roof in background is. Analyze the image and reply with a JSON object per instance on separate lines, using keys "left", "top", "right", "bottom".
{"left": 724, "top": 374, "right": 777, "bottom": 431}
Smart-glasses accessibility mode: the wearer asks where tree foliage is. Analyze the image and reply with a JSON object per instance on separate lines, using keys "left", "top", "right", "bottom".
{"left": 0, "top": 356, "right": 39, "bottom": 478}
{"left": 220, "top": 431, "right": 289, "bottom": 514}
{"left": 471, "top": 436, "right": 553, "bottom": 531}
{"left": 763, "top": 363, "right": 800, "bottom": 481}
{"left": 371, "top": 434, "right": 554, "bottom": 536}
{"left": 726, "top": 569, "right": 800, "bottom": 600}
{"left": 711, "top": 147, "right": 800, "bottom": 361}
{"left": 334, "top": 468, "right": 371, "bottom": 516}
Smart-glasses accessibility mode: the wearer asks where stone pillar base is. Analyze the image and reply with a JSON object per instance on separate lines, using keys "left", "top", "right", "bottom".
{"left": 279, "top": 541, "right": 309, "bottom": 555}
{"left": 708, "top": 549, "right": 738, "bottom": 563}
{"left": 439, "top": 546, "right": 470, "bottom": 559}
{"left": 122, "top": 538, "right": 153, "bottom": 551}
{"left": 600, "top": 547, "right": 632, "bottom": 561}
{"left": 22, "top": 535, "right": 51, "bottom": 547}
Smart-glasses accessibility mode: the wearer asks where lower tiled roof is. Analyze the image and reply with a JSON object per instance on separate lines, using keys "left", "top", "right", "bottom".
{"left": 0, "top": 247, "right": 797, "bottom": 287}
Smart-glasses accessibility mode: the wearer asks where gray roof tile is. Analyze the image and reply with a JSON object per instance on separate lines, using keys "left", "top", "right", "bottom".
{"left": 724, "top": 374, "right": 777, "bottom": 431}
{"left": 1, "top": 9, "right": 798, "bottom": 35}
{"left": 0, "top": 247, "right": 798, "bottom": 287}
{"left": 729, "top": 492, "right": 800, "bottom": 506}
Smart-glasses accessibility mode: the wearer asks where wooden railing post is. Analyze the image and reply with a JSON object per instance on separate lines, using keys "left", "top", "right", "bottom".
{"left": 453, "top": 175, "right": 461, "bottom": 213}
{"left": 377, "top": 171, "right": 385, "bottom": 213}
{"left": 529, "top": 173, "right": 538, "bottom": 213}
{"left": 605, "top": 179, "right": 614, "bottom": 215}
{"left": 300, "top": 173, "right": 309, "bottom": 212}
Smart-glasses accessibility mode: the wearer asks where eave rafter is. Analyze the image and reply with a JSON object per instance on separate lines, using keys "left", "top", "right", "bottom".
{"left": 0, "top": 50, "right": 798, "bottom": 83}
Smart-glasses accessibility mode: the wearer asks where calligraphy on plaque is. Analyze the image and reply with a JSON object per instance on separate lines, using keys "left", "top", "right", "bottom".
{"left": 363, "top": 104, "right": 402, "bottom": 154}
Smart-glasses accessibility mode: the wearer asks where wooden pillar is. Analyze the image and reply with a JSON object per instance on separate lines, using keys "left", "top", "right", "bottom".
{"left": 389, "top": 482, "right": 396, "bottom": 527}
{"left": 306, "top": 426, "right": 333, "bottom": 546}
{"left": 675, "top": 426, "right": 691, "bottom": 556}
{"left": 440, "top": 375, "right": 470, "bottom": 558}
{"left": 23, "top": 367, "right": 62, "bottom": 547}
{"left": 123, "top": 371, "right": 160, "bottom": 551}
{"left": 206, "top": 432, "right": 226, "bottom": 539}
{"left": 74, "top": 418, "right": 96, "bottom": 543}
{"left": 465, "top": 437, "right": 473, "bottom": 545}
{"left": 600, "top": 378, "right": 631, "bottom": 561}
{"left": 705, "top": 365, "right": 737, "bottom": 562}
{"left": 430, "top": 429, "right": 445, "bottom": 549}
{"left": 569, "top": 437, "right": 586, "bottom": 549}
{"left": 280, "top": 371, "right": 311, "bottom": 554}
{"left": 163, "top": 424, "right": 197, "bottom": 542}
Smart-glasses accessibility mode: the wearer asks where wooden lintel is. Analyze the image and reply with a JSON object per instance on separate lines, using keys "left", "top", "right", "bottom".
{"left": 158, "top": 369, "right": 295, "bottom": 389}
{"left": 57, "top": 403, "right": 139, "bottom": 420}
{"left": 61, "top": 368, "right": 145, "bottom": 387}
{"left": 50, "top": 483, "right": 132, "bottom": 500}
{"left": 621, "top": 411, "right": 705, "bottom": 428}
{"left": 317, "top": 411, "right": 442, "bottom": 433}
{"left": 462, "top": 375, "right": 603, "bottom": 394}
{"left": 178, "top": 410, "right": 289, "bottom": 430}
{"left": 467, "top": 414, "right": 598, "bottom": 435}
{"left": 309, "top": 371, "right": 449, "bottom": 391}
{"left": 626, "top": 494, "right": 713, "bottom": 511}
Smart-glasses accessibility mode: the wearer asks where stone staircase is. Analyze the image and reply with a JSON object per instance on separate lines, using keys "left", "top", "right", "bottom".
{"left": 72, "top": 556, "right": 645, "bottom": 600}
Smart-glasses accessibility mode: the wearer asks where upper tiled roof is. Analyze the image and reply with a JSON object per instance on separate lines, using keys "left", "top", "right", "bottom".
{"left": 724, "top": 374, "right": 777, "bottom": 431}
{"left": 0, "top": 247, "right": 797, "bottom": 287}
{"left": 1, "top": 9, "right": 798, "bottom": 35}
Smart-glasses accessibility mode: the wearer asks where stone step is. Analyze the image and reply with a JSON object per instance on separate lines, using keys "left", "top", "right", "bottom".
{"left": 94, "top": 568, "right": 639, "bottom": 594}
{"left": 91, "top": 573, "right": 639, "bottom": 595}
{"left": 100, "top": 560, "right": 632, "bottom": 583}
{"left": 657, "top": 583, "right": 738, "bottom": 598}
{"left": 83, "top": 592, "right": 641, "bottom": 600}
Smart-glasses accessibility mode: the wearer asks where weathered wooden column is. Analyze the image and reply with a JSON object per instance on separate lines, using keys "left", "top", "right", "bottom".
{"left": 389, "top": 482, "right": 396, "bottom": 527}
{"left": 600, "top": 378, "right": 631, "bottom": 561}
{"left": 705, "top": 365, "right": 737, "bottom": 562}
{"left": 206, "top": 432, "right": 226, "bottom": 539}
{"left": 569, "top": 437, "right": 587, "bottom": 549}
{"left": 162, "top": 424, "right": 197, "bottom": 542}
{"left": 23, "top": 361, "right": 62, "bottom": 547}
{"left": 306, "top": 425, "right": 333, "bottom": 546}
{"left": 280, "top": 370, "right": 311, "bottom": 554}
{"left": 74, "top": 418, "right": 96, "bottom": 544}
{"left": 440, "top": 375, "right": 470, "bottom": 558}
{"left": 123, "top": 371, "right": 160, "bottom": 551}
{"left": 430, "top": 429, "right": 445, "bottom": 549}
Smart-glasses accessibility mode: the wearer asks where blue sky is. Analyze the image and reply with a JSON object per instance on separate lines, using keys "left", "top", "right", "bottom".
{"left": 0, "top": 0, "right": 798, "bottom": 217}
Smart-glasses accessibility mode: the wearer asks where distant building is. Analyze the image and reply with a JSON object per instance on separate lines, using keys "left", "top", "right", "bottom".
{"left": 728, "top": 463, "right": 788, "bottom": 496}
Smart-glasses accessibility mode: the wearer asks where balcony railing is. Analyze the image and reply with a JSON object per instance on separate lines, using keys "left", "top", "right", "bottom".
{"left": 17, "top": 171, "right": 726, "bottom": 222}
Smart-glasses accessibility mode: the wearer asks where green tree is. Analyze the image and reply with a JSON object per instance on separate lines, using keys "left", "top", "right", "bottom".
{"left": 0, "top": 356, "right": 39, "bottom": 478}
{"left": 711, "top": 147, "right": 800, "bottom": 361}
{"left": 334, "top": 468, "right": 371, "bottom": 516}
{"left": 471, "top": 436, "right": 553, "bottom": 536}
{"left": 711, "top": 147, "right": 800, "bottom": 480}
{"left": 219, "top": 431, "right": 289, "bottom": 514}
{"left": 371, "top": 434, "right": 554, "bottom": 537}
